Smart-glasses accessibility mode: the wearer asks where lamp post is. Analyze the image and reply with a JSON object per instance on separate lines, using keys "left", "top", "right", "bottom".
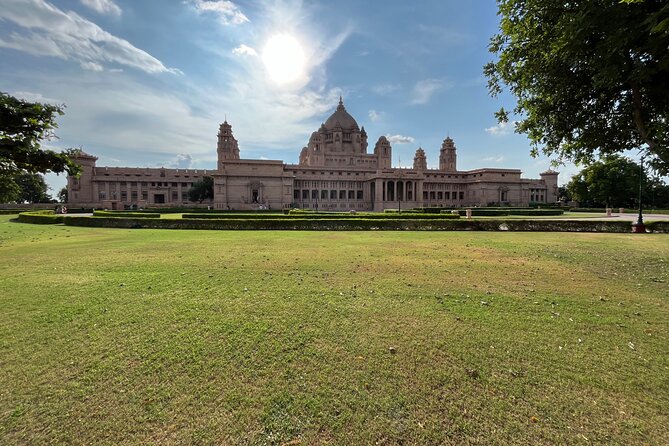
{"left": 632, "top": 156, "right": 645, "bottom": 233}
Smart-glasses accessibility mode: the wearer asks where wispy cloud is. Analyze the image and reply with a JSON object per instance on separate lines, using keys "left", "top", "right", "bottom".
{"left": 0, "top": 0, "right": 180, "bottom": 74}
{"left": 190, "top": 0, "right": 249, "bottom": 25}
{"left": 5, "top": 1, "right": 352, "bottom": 171}
{"left": 372, "top": 83, "right": 400, "bottom": 95}
{"left": 80, "top": 0, "right": 122, "bottom": 17}
{"left": 386, "top": 134, "right": 415, "bottom": 144}
{"left": 482, "top": 155, "right": 506, "bottom": 163}
{"left": 232, "top": 44, "right": 257, "bottom": 57}
{"left": 417, "top": 24, "right": 469, "bottom": 47}
{"left": 485, "top": 121, "right": 515, "bottom": 136}
{"left": 11, "top": 91, "right": 62, "bottom": 104}
{"left": 205, "top": 2, "right": 352, "bottom": 148}
{"left": 368, "top": 110, "right": 382, "bottom": 122}
{"left": 175, "top": 153, "right": 193, "bottom": 168}
{"left": 80, "top": 61, "right": 104, "bottom": 72}
{"left": 411, "top": 78, "right": 449, "bottom": 104}
{"left": 47, "top": 77, "right": 215, "bottom": 159}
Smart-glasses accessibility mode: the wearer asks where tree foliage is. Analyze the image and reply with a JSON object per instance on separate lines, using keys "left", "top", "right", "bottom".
{"left": 557, "top": 186, "right": 572, "bottom": 203}
{"left": 0, "top": 92, "right": 82, "bottom": 176}
{"left": 14, "top": 172, "right": 52, "bottom": 203}
{"left": 58, "top": 186, "right": 68, "bottom": 203}
{"left": 485, "top": 0, "right": 669, "bottom": 174}
{"left": 0, "top": 171, "right": 53, "bottom": 204}
{"left": 187, "top": 176, "right": 214, "bottom": 203}
{"left": 0, "top": 172, "right": 22, "bottom": 203}
{"left": 566, "top": 155, "right": 669, "bottom": 208}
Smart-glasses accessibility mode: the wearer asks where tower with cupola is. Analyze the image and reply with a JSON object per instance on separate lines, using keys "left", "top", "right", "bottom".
{"left": 439, "top": 137, "right": 457, "bottom": 171}
{"left": 217, "top": 120, "right": 240, "bottom": 165}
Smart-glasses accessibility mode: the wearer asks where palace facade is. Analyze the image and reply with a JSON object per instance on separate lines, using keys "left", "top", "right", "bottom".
{"left": 67, "top": 98, "right": 558, "bottom": 210}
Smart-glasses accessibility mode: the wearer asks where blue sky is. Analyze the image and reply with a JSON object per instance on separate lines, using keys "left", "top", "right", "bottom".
{"left": 0, "top": 0, "right": 579, "bottom": 194}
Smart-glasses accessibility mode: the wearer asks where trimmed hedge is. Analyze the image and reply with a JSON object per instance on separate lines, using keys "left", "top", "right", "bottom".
{"left": 17, "top": 211, "right": 64, "bottom": 224}
{"left": 15, "top": 211, "right": 668, "bottom": 233}
{"left": 647, "top": 221, "right": 669, "bottom": 233}
{"left": 449, "top": 209, "right": 564, "bottom": 216}
{"left": 383, "top": 209, "right": 423, "bottom": 214}
{"left": 183, "top": 212, "right": 461, "bottom": 220}
{"left": 62, "top": 208, "right": 95, "bottom": 214}
{"left": 54, "top": 216, "right": 650, "bottom": 232}
{"left": 142, "top": 207, "right": 278, "bottom": 214}
{"left": 93, "top": 210, "right": 161, "bottom": 218}
{"left": 570, "top": 208, "right": 608, "bottom": 213}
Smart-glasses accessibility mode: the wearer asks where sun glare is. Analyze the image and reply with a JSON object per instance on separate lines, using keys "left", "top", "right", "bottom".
{"left": 261, "top": 34, "right": 306, "bottom": 84}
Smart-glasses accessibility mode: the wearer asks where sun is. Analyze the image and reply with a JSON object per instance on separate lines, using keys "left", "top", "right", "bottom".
{"left": 261, "top": 34, "right": 306, "bottom": 84}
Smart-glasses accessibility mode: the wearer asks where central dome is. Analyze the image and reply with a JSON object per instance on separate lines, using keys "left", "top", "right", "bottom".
{"left": 324, "top": 97, "right": 359, "bottom": 131}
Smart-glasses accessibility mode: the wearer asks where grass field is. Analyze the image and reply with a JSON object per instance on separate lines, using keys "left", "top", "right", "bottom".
{"left": 0, "top": 215, "right": 667, "bottom": 445}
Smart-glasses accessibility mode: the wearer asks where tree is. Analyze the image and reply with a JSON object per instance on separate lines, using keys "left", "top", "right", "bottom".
{"left": 187, "top": 176, "right": 214, "bottom": 203}
{"left": 1, "top": 92, "right": 81, "bottom": 176}
{"left": 557, "top": 186, "right": 572, "bottom": 203}
{"left": 58, "top": 186, "right": 68, "bottom": 203}
{"left": 0, "top": 172, "right": 21, "bottom": 203}
{"left": 14, "top": 172, "right": 52, "bottom": 203}
{"left": 485, "top": 0, "right": 669, "bottom": 174}
{"left": 566, "top": 156, "right": 652, "bottom": 207}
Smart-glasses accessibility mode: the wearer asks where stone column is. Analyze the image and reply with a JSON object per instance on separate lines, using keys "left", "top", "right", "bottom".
{"left": 416, "top": 181, "right": 424, "bottom": 207}
{"left": 93, "top": 181, "right": 99, "bottom": 205}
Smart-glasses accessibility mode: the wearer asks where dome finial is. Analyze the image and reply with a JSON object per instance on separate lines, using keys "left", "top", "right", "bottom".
{"left": 336, "top": 95, "right": 346, "bottom": 112}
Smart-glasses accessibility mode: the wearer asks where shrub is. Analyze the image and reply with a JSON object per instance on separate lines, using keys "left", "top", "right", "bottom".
{"left": 56, "top": 216, "right": 636, "bottom": 232}
{"left": 142, "top": 207, "right": 279, "bottom": 214}
{"left": 647, "top": 221, "right": 669, "bottom": 233}
{"left": 508, "top": 209, "right": 564, "bottom": 216}
{"left": 183, "top": 213, "right": 461, "bottom": 220}
{"left": 452, "top": 209, "right": 564, "bottom": 216}
{"left": 93, "top": 210, "right": 161, "bottom": 218}
{"left": 17, "top": 211, "right": 64, "bottom": 224}
{"left": 570, "top": 208, "right": 607, "bottom": 213}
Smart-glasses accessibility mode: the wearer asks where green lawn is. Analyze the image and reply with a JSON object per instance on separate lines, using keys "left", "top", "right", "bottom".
{"left": 0, "top": 215, "right": 667, "bottom": 445}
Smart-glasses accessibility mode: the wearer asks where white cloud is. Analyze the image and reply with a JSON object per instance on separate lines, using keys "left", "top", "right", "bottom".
{"left": 485, "top": 121, "right": 515, "bottom": 136}
{"left": 0, "top": 0, "right": 179, "bottom": 74}
{"left": 10, "top": 91, "right": 62, "bottom": 104}
{"left": 7, "top": 0, "right": 353, "bottom": 179}
{"left": 80, "top": 0, "right": 121, "bottom": 17}
{"left": 200, "top": 3, "right": 352, "bottom": 149}
{"left": 191, "top": 0, "right": 249, "bottom": 25}
{"left": 386, "top": 134, "right": 415, "bottom": 144}
{"left": 175, "top": 153, "right": 193, "bottom": 168}
{"left": 411, "top": 79, "right": 449, "bottom": 105}
{"left": 232, "top": 44, "right": 257, "bottom": 57}
{"left": 368, "top": 110, "right": 381, "bottom": 122}
{"left": 372, "top": 83, "right": 400, "bottom": 95}
{"left": 80, "top": 61, "right": 104, "bottom": 71}
{"left": 482, "top": 155, "right": 506, "bottom": 163}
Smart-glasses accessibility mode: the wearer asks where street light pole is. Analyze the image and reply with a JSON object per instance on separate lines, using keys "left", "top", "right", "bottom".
{"left": 633, "top": 156, "right": 645, "bottom": 233}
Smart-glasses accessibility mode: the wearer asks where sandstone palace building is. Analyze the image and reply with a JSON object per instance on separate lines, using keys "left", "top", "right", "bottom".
{"left": 67, "top": 98, "right": 558, "bottom": 211}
